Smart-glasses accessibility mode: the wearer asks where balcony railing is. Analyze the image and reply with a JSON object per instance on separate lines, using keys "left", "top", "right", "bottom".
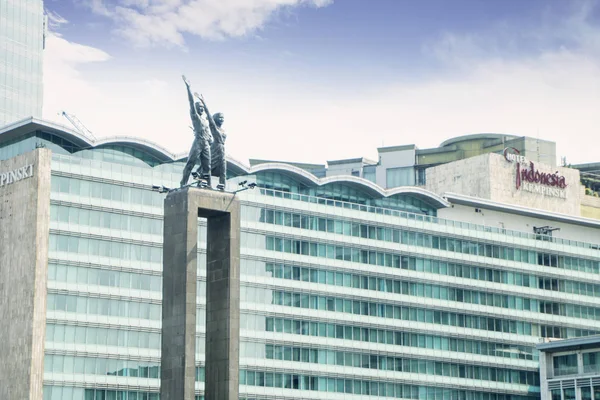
{"left": 258, "top": 187, "right": 600, "bottom": 251}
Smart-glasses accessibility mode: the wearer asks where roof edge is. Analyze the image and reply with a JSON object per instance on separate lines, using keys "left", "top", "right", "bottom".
{"left": 440, "top": 133, "right": 519, "bottom": 148}
{"left": 443, "top": 192, "right": 600, "bottom": 229}
{"left": 537, "top": 336, "right": 600, "bottom": 352}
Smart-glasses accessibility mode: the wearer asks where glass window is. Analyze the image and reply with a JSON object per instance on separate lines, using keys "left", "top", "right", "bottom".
{"left": 386, "top": 167, "right": 415, "bottom": 188}
{"left": 564, "top": 388, "right": 576, "bottom": 400}
{"left": 581, "top": 387, "right": 591, "bottom": 400}
{"left": 584, "top": 352, "right": 600, "bottom": 374}
{"left": 554, "top": 354, "right": 578, "bottom": 376}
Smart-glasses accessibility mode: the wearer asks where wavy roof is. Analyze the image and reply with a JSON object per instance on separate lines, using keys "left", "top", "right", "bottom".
{"left": 0, "top": 117, "right": 449, "bottom": 208}
{"left": 248, "top": 162, "right": 449, "bottom": 207}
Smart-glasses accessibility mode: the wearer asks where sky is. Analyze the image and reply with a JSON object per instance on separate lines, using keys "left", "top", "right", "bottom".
{"left": 42, "top": 0, "right": 600, "bottom": 165}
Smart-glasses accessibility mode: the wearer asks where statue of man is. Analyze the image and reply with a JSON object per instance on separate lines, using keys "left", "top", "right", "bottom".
{"left": 180, "top": 75, "right": 213, "bottom": 187}
{"left": 197, "top": 95, "right": 227, "bottom": 190}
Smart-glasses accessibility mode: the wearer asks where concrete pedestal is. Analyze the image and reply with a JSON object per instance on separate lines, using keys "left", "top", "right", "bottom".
{"left": 161, "top": 188, "right": 240, "bottom": 400}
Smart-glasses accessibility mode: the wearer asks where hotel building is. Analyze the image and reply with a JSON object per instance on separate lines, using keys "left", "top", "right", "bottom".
{"left": 1, "top": 118, "right": 599, "bottom": 400}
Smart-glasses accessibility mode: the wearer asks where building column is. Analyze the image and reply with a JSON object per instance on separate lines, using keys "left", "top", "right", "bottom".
{"left": 0, "top": 149, "right": 51, "bottom": 400}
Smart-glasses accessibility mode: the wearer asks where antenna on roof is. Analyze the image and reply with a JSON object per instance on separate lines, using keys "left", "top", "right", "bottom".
{"left": 59, "top": 111, "right": 97, "bottom": 142}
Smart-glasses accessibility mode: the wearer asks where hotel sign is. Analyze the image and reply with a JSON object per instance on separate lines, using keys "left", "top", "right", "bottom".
{"left": 503, "top": 148, "right": 567, "bottom": 199}
{"left": 0, "top": 164, "right": 34, "bottom": 188}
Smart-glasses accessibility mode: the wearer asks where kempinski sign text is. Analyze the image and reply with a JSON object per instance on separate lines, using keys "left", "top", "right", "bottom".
{"left": 0, "top": 164, "right": 34, "bottom": 188}
{"left": 503, "top": 148, "right": 567, "bottom": 199}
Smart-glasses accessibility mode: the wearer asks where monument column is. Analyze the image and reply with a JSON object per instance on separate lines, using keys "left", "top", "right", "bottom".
{"left": 161, "top": 187, "right": 240, "bottom": 400}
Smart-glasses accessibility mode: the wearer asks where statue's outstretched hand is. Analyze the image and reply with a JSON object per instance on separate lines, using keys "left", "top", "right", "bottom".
{"left": 182, "top": 75, "right": 190, "bottom": 87}
{"left": 194, "top": 92, "right": 205, "bottom": 103}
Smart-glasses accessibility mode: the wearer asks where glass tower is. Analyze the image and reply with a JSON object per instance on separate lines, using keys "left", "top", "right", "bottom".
{"left": 0, "top": 0, "right": 45, "bottom": 127}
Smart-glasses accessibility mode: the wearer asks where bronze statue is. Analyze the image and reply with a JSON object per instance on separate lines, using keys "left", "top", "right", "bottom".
{"left": 180, "top": 75, "right": 213, "bottom": 187}
{"left": 197, "top": 94, "right": 227, "bottom": 190}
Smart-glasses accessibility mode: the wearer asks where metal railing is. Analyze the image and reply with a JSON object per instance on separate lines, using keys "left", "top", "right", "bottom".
{"left": 257, "top": 188, "right": 600, "bottom": 251}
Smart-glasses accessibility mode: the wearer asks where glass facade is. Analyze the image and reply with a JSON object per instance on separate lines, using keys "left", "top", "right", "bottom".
{"left": 1, "top": 129, "right": 599, "bottom": 400}
{"left": 0, "top": 0, "right": 45, "bottom": 126}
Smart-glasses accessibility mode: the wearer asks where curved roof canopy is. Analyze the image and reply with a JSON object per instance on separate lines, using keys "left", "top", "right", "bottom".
{"left": 0, "top": 117, "right": 449, "bottom": 209}
{"left": 247, "top": 162, "right": 449, "bottom": 208}
{"left": 94, "top": 137, "right": 177, "bottom": 163}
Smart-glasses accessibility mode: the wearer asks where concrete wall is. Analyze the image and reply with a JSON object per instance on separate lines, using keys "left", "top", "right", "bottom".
{"left": 0, "top": 149, "right": 51, "bottom": 400}
{"left": 425, "top": 153, "right": 493, "bottom": 199}
{"left": 581, "top": 195, "right": 600, "bottom": 220}
{"left": 487, "top": 153, "right": 582, "bottom": 216}
{"left": 427, "top": 153, "right": 584, "bottom": 216}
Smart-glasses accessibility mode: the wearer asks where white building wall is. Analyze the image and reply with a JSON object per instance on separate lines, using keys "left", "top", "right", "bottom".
{"left": 425, "top": 153, "right": 493, "bottom": 198}
{"left": 439, "top": 204, "right": 600, "bottom": 245}
{"left": 427, "top": 153, "right": 585, "bottom": 216}
{"left": 376, "top": 146, "right": 416, "bottom": 188}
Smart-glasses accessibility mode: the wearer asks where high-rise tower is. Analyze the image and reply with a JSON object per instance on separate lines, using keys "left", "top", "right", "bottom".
{"left": 0, "top": 0, "right": 46, "bottom": 127}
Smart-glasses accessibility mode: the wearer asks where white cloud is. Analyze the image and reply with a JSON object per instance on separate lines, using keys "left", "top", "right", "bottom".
{"left": 43, "top": 33, "right": 192, "bottom": 147}
{"left": 44, "top": 1, "right": 600, "bottom": 165}
{"left": 45, "top": 10, "right": 69, "bottom": 29}
{"left": 43, "top": 33, "right": 111, "bottom": 127}
{"left": 45, "top": 34, "right": 111, "bottom": 65}
{"left": 84, "top": 0, "right": 333, "bottom": 47}
{"left": 120, "top": 0, "right": 150, "bottom": 7}
{"left": 43, "top": 45, "right": 600, "bottom": 165}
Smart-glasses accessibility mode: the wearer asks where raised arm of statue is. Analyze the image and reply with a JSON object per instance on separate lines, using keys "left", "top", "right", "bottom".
{"left": 195, "top": 93, "right": 223, "bottom": 141}
{"left": 195, "top": 93, "right": 215, "bottom": 127}
{"left": 182, "top": 75, "right": 195, "bottom": 112}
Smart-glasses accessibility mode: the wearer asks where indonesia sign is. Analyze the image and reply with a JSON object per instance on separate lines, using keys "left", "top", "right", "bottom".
{"left": 503, "top": 148, "right": 567, "bottom": 199}
{"left": 0, "top": 164, "right": 34, "bottom": 188}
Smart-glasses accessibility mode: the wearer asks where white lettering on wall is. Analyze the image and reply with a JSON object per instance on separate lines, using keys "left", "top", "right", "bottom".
{"left": 0, "top": 164, "right": 34, "bottom": 188}
{"left": 504, "top": 152, "right": 527, "bottom": 164}
{"left": 521, "top": 182, "right": 567, "bottom": 199}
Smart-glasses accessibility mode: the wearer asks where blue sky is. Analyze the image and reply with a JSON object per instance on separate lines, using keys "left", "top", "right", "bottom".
{"left": 43, "top": 0, "right": 600, "bottom": 164}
